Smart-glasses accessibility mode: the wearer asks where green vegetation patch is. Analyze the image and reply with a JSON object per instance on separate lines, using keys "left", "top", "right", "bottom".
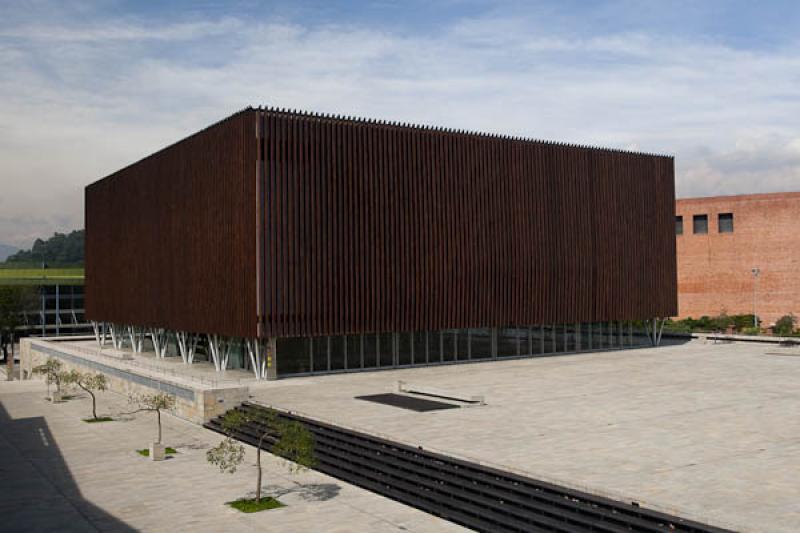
{"left": 137, "top": 447, "right": 177, "bottom": 456}
{"left": 227, "top": 497, "right": 285, "bottom": 513}
{"left": 83, "top": 417, "right": 114, "bottom": 423}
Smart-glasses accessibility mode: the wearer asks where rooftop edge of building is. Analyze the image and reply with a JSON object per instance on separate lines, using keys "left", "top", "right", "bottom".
{"left": 88, "top": 105, "right": 674, "bottom": 189}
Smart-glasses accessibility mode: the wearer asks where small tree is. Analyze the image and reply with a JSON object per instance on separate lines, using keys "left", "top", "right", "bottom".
{"left": 207, "top": 407, "right": 316, "bottom": 504}
{"left": 33, "top": 358, "right": 66, "bottom": 398}
{"left": 0, "top": 286, "right": 38, "bottom": 371}
{"left": 774, "top": 314, "right": 797, "bottom": 336}
{"left": 65, "top": 370, "right": 107, "bottom": 420}
{"left": 128, "top": 392, "right": 176, "bottom": 444}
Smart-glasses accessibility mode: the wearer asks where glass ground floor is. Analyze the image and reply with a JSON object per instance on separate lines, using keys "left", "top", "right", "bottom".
{"left": 274, "top": 321, "right": 655, "bottom": 377}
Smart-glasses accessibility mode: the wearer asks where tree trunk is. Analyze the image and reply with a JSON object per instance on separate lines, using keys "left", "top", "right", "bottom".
{"left": 256, "top": 446, "right": 262, "bottom": 503}
{"left": 157, "top": 409, "right": 162, "bottom": 443}
{"left": 86, "top": 386, "right": 97, "bottom": 419}
{"left": 256, "top": 431, "right": 269, "bottom": 503}
{"left": 8, "top": 335, "right": 13, "bottom": 381}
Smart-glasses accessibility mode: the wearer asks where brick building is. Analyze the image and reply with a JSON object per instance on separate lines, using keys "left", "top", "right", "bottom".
{"left": 676, "top": 191, "right": 800, "bottom": 326}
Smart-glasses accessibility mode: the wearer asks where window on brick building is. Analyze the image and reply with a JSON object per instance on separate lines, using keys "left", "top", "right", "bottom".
{"left": 693, "top": 214, "right": 708, "bottom": 234}
{"left": 675, "top": 216, "right": 683, "bottom": 235}
{"left": 719, "top": 213, "right": 734, "bottom": 233}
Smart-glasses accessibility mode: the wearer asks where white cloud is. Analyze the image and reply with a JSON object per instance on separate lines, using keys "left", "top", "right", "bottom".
{"left": 0, "top": 9, "right": 799, "bottom": 247}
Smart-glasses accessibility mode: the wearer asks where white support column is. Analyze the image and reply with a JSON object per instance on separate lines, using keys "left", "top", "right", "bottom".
{"left": 208, "top": 334, "right": 224, "bottom": 372}
{"left": 245, "top": 338, "right": 268, "bottom": 380}
{"left": 150, "top": 328, "right": 169, "bottom": 358}
{"left": 92, "top": 321, "right": 102, "bottom": 348}
{"left": 109, "top": 324, "right": 124, "bottom": 350}
{"left": 127, "top": 326, "right": 144, "bottom": 353}
{"left": 645, "top": 318, "right": 666, "bottom": 347}
{"left": 176, "top": 331, "right": 199, "bottom": 364}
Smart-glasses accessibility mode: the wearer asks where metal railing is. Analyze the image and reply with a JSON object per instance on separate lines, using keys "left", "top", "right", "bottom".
{"left": 33, "top": 340, "right": 254, "bottom": 389}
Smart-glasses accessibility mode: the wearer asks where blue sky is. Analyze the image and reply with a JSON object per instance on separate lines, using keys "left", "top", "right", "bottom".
{"left": 1, "top": 0, "right": 799, "bottom": 247}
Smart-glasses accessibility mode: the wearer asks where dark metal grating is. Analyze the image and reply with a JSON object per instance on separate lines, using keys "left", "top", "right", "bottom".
{"left": 205, "top": 403, "right": 734, "bottom": 533}
{"left": 355, "top": 393, "right": 460, "bottom": 412}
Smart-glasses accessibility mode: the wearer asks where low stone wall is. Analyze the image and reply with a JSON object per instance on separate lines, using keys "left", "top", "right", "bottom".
{"left": 19, "top": 339, "right": 249, "bottom": 424}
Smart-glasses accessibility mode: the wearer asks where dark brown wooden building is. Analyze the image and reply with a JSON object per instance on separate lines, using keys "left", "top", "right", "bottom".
{"left": 85, "top": 107, "right": 677, "bottom": 378}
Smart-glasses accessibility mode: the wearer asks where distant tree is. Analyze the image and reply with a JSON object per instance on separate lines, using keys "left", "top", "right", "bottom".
{"left": 207, "top": 407, "right": 316, "bottom": 504}
{"left": 0, "top": 285, "right": 38, "bottom": 362}
{"left": 128, "top": 392, "right": 176, "bottom": 444}
{"left": 65, "top": 370, "right": 108, "bottom": 420}
{"left": 4, "top": 230, "right": 84, "bottom": 266}
{"left": 774, "top": 314, "right": 797, "bottom": 336}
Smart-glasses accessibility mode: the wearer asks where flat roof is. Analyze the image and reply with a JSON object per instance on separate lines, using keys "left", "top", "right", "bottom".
{"left": 677, "top": 190, "right": 800, "bottom": 204}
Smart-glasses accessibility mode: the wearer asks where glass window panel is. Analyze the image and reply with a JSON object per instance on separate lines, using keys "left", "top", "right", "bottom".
{"left": 362, "top": 334, "right": 378, "bottom": 368}
{"left": 632, "top": 322, "right": 649, "bottom": 346}
{"left": 277, "top": 337, "right": 310, "bottom": 375}
{"left": 605, "top": 321, "right": 615, "bottom": 348}
{"left": 565, "top": 324, "right": 578, "bottom": 352}
{"left": 413, "top": 331, "right": 428, "bottom": 364}
{"left": 346, "top": 335, "right": 361, "bottom": 370}
{"left": 528, "top": 326, "right": 543, "bottom": 355}
{"left": 719, "top": 213, "right": 733, "bottom": 233}
{"left": 675, "top": 215, "right": 683, "bottom": 235}
{"left": 428, "top": 331, "right": 442, "bottom": 363}
{"left": 457, "top": 329, "right": 470, "bottom": 360}
{"left": 398, "top": 332, "right": 413, "bottom": 366}
{"left": 442, "top": 330, "right": 457, "bottom": 362}
{"left": 469, "top": 328, "right": 492, "bottom": 359}
{"left": 311, "top": 337, "right": 328, "bottom": 372}
{"left": 330, "top": 336, "right": 345, "bottom": 370}
{"left": 379, "top": 333, "right": 394, "bottom": 367}
{"left": 496, "top": 327, "right": 519, "bottom": 357}
{"left": 227, "top": 341, "right": 245, "bottom": 369}
{"left": 579, "top": 323, "right": 590, "bottom": 351}
{"left": 539, "top": 325, "right": 553, "bottom": 353}
{"left": 693, "top": 214, "right": 708, "bottom": 234}
{"left": 552, "top": 324, "right": 564, "bottom": 352}
{"left": 592, "top": 322, "right": 603, "bottom": 350}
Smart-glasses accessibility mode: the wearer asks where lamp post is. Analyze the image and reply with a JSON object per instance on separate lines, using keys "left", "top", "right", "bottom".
{"left": 751, "top": 267, "right": 760, "bottom": 329}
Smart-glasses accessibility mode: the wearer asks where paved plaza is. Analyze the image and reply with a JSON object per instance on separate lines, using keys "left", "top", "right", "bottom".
{"left": 0, "top": 378, "right": 466, "bottom": 532}
{"left": 249, "top": 340, "right": 800, "bottom": 533}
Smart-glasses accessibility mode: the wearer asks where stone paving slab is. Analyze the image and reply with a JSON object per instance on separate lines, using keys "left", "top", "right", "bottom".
{"left": 0, "top": 380, "right": 467, "bottom": 533}
{"left": 249, "top": 341, "right": 800, "bottom": 533}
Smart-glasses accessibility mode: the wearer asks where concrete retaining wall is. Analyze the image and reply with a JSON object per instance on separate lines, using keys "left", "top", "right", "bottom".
{"left": 20, "top": 338, "right": 249, "bottom": 424}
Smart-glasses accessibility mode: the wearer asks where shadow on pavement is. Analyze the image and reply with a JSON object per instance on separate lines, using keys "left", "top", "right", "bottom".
{"left": 0, "top": 401, "right": 137, "bottom": 532}
{"left": 261, "top": 482, "right": 342, "bottom": 502}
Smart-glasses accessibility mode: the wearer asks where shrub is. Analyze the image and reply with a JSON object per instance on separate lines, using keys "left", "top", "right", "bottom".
{"left": 774, "top": 314, "right": 797, "bottom": 336}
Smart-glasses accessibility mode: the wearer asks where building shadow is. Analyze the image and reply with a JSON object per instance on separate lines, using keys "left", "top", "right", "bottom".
{"left": 0, "top": 402, "right": 137, "bottom": 532}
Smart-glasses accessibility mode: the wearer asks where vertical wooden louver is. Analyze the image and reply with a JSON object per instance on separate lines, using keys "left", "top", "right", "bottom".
{"left": 86, "top": 107, "right": 677, "bottom": 340}
{"left": 257, "top": 108, "right": 676, "bottom": 338}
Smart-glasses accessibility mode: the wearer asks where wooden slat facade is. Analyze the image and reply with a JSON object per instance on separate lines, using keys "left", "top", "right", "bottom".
{"left": 86, "top": 107, "right": 677, "bottom": 340}
{"left": 85, "top": 110, "right": 257, "bottom": 338}
{"left": 258, "top": 108, "right": 676, "bottom": 338}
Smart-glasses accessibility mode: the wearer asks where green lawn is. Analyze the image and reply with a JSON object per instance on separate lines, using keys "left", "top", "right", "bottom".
{"left": 137, "top": 447, "right": 178, "bottom": 457}
{"left": 0, "top": 268, "right": 84, "bottom": 286}
{"left": 227, "top": 497, "right": 285, "bottom": 513}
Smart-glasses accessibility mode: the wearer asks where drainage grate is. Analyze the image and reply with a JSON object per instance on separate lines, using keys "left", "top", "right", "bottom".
{"left": 355, "top": 393, "right": 460, "bottom": 412}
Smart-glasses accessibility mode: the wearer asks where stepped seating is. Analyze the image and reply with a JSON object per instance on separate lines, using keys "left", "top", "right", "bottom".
{"left": 206, "top": 403, "right": 733, "bottom": 533}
